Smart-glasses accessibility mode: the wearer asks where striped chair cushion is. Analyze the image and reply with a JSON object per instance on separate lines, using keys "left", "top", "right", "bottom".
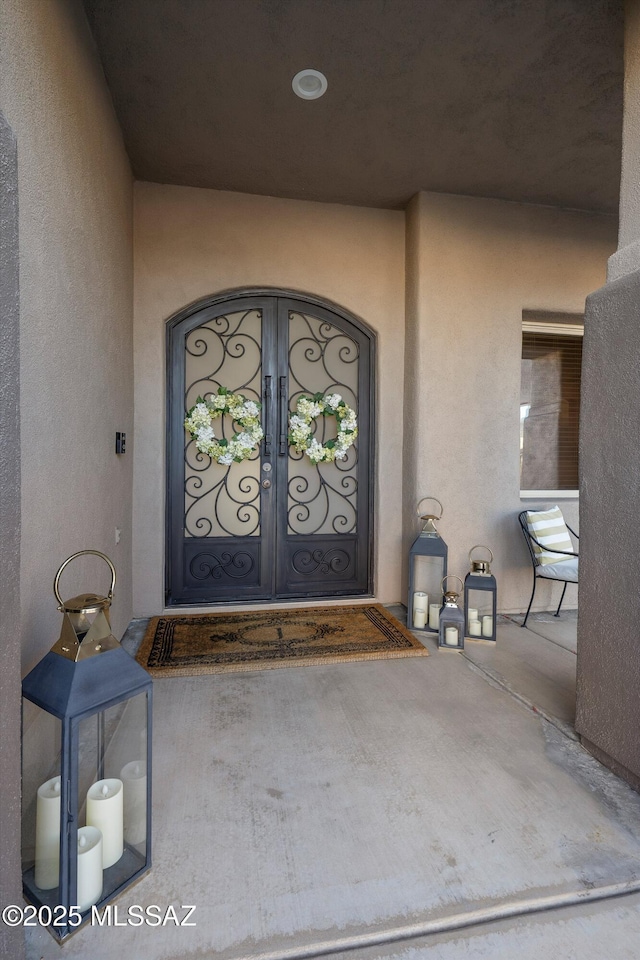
{"left": 526, "top": 506, "right": 575, "bottom": 566}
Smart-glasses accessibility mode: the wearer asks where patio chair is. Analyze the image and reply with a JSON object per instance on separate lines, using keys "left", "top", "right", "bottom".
{"left": 518, "top": 507, "right": 579, "bottom": 628}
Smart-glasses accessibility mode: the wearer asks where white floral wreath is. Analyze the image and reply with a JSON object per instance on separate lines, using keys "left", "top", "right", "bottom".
{"left": 184, "top": 388, "right": 264, "bottom": 465}
{"left": 288, "top": 393, "right": 358, "bottom": 464}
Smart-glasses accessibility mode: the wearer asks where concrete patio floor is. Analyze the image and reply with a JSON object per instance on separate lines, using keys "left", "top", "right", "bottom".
{"left": 24, "top": 609, "right": 640, "bottom": 960}
{"left": 461, "top": 610, "right": 577, "bottom": 737}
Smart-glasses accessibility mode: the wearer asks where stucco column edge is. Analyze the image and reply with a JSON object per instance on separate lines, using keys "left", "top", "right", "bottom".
{"left": 607, "top": 239, "right": 640, "bottom": 280}
{"left": 576, "top": 266, "right": 640, "bottom": 785}
{"left": 0, "top": 110, "right": 25, "bottom": 960}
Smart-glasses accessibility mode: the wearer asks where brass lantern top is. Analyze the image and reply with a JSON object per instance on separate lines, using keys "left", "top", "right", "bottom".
{"left": 416, "top": 497, "right": 443, "bottom": 537}
{"left": 59, "top": 593, "right": 110, "bottom": 615}
{"left": 469, "top": 545, "right": 494, "bottom": 576}
{"left": 51, "top": 551, "right": 120, "bottom": 662}
{"left": 441, "top": 575, "right": 463, "bottom": 606}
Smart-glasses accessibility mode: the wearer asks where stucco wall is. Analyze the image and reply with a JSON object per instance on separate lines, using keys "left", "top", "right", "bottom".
{"left": 0, "top": 111, "right": 23, "bottom": 960}
{"left": 0, "top": 0, "right": 134, "bottom": 668}
{"left": 134, "top": 183, "right": 614, "bottom": 616}
{"left": 619, "top": 0, "right": 640, "bottom": 248}
{"left": 609, "top": 0, "right": 640, "bottom": 280}
{"left": 133, "top": 182, "right": 405, "bottom": 614}
{"left": 577, "top": 270, "right": 640, "bottom": 785}
{"left": 404, "top": 192, "right": 616, "bottom": 613}
{"left": 575, "top": 1, "right": 640, "bottom": 787}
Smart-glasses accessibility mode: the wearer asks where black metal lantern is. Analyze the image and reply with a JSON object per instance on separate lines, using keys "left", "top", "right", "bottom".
{"left": 464, "top": 545, "right": 497, "bottom": 642}
{"left": 21, "top": 551, "right": 152, "bottom": 940}
{"left": 438, "top": 576, "right": 465, "bottom": 649}
{"left": 407, "top": 497, "right": 448, "bottom": 632}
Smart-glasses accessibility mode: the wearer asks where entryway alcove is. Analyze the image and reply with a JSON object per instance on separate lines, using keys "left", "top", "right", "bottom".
{"left": 166, "top": 291, "right": 375, "bottom": 606}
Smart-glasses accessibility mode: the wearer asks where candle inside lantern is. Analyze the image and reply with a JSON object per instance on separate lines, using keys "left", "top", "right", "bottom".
{"left": 76, "top": 826, "right": 103, "bottom": 913}
{"left": 467, "top": 608, "right": 478, "bottom": 628}
{"left": 428, "top": 604, "right": 440, "bottom": 629}
{"left": 469, "top": 619, "right": 482, "bottom": 637}
{"left": 413, "top": 608, "right": 426, "bottom": 629}
{"left": 35, "top": 775, "right": 61, "bottom": 890}
{"left": 445, "top": 627, "right": 458, "bottom": 647}
{"left": 482, "top": 616, "right": 494, "bottom": 638}
{"left": 120, "top": 761, "right": 147, "bottom": 846}
{"left": 412, "top": 592, "right": 428, "bottom": 613}
{"left": 86, "top": 778, "right": 123, "bottom": 868}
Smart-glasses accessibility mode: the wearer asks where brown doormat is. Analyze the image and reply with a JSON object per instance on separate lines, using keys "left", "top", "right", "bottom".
{"left": 136, "top": 604, "right": 428, "bottom": 677}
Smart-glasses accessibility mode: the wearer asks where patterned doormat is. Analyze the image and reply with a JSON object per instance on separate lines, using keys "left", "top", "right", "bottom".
{"left": 136, "top": 604, "right": 428, "bottom": 677}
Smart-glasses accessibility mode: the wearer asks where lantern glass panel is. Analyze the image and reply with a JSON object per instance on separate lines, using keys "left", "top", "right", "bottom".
{"left": 77, "top": 691, "right": 149, "bottom": 907}
{"left": 466, "top": 588, "right": 493, "bottom": 627}
{"left": 439, "top": 609, "right": 465, "bottom": 648}
{"left": 465, "top": 579, "right": 497, "bottom": 640}
{"left": 411, "top": 557, "right": 446, "bottom": 623}
{"left": 21, "top": 701, "right": 62, "bottom": 902}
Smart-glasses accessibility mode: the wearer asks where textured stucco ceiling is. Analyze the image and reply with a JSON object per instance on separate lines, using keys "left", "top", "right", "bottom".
{"left": 83, "top": 0, "right": 624, "bottom": 212}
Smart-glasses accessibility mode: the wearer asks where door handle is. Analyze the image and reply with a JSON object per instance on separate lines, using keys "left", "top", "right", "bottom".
{"left": 278, "top": 376, "right": 288, "bottom": 456}
{"left": 263, "top": 375, "right": 272, "bottom": 457}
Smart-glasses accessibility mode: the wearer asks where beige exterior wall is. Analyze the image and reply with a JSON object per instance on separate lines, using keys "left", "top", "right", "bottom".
{"left": 608, "top": 0, "right": 640, "bottom": 280}
{"left": 574, "top": 0, "right": 640, "bottom": 787}
{"left": 619, "top": 0, "right": 640, "bottom": 249}
{"left": 0, "top": 0, "right": 134, "bottom": 670}
{"left": 133, "top": 183, "right": 406, "bottom": 614}
{"left": 404, "top": 192, "right": 616, "bottom": 614}
{"left": 134, "top": 183, "right": 614, "bottom": 617}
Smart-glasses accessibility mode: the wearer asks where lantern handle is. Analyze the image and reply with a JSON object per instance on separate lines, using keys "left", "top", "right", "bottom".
{"left": 468, "top": 545, "right": 494, "bottom": 564}
{"left": 441, "top": 575, "right": 464, "bottom": 594}
{"left": 416, "top": 496, "right": 443, "bottom": 519}
{"left": 53, "top": 550, "right": 117, "bottom": 607}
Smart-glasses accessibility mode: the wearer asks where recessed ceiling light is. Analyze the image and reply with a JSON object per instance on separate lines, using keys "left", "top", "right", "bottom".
{"left": 292, "top": 69, "right": 328, "bottom": 100}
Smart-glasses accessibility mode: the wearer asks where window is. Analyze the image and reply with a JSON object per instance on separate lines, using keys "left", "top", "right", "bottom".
{"left": 520, "top": 313, "right": 583, "bottom": 497}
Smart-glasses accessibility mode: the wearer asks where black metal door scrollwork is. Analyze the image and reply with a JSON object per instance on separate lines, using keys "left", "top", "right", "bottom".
{"left": 183, "top": 309, "right": 262, "bottom": 541}
{"left": 167, "top": 292, "right": 373, "bottom": 605}
{"left": 285, "top": 310, "right": 359, "bottom": 537}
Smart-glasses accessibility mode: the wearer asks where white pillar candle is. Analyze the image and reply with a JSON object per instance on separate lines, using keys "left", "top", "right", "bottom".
{"left": 77, "top": 826, "right": 103, "bottom": 913}
{"left": 469, "top": 619, "right": 483, "bottom": 637}
{"left": 413, "top": 608, "right": 426, "bottom": 629}
{"left": 412, "top": 592, "right": 428, "bottom": 613}
{"left": 445, "top": 627, "right": 459, "bottom": 647}
{"left": 428, "top": 604, "right": 440, "bottom": 629}
{"left": 86, "top": 778, "right": 123, "bottom": 868}
{"left": 120, "top": 761, "right": 147, "bottom": 846}
{"left": 35, "top": 776, "right": 61, "bottom": 890}
{"left": 467, "top": 608, "right": 478, "bottom": 627}
{"left": 482, "top": 615, "right": 494, "bottom": 638}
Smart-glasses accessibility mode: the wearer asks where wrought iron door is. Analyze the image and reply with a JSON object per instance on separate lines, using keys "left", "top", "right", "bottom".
{"left": 167, "top": 293, "right": 373, "bottom": 605}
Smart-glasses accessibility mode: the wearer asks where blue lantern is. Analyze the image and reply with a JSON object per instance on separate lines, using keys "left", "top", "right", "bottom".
{"left": 407, "top": 497, "right": 448, "bottom": 631}
{"left": 464, "top": 545, "right": 497, "bottom": 642}
{"left": 438, "top": 576, "right": 466, "bottom": 650}
{"left": 21, "top": 551, "right": 152, "bottom": 940}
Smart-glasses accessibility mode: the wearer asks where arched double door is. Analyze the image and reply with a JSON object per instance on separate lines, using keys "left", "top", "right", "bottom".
{"left": 166, "top": 292, "right": 374, "bottom": 605}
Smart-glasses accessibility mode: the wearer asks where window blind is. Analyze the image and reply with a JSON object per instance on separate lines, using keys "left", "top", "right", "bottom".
{"left": 520, "top": 328, "right": 583, "bottom": 492}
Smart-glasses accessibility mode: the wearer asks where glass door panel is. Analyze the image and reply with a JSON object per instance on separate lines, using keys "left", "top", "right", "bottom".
{"left": 184, "top": 308, "right": 262, "bottom": 540}
{"left": 168, "top": 298, "right": 276, "bottom": 603}
{"left": 275, "top": 299, "right": 370, "bottom": 597}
